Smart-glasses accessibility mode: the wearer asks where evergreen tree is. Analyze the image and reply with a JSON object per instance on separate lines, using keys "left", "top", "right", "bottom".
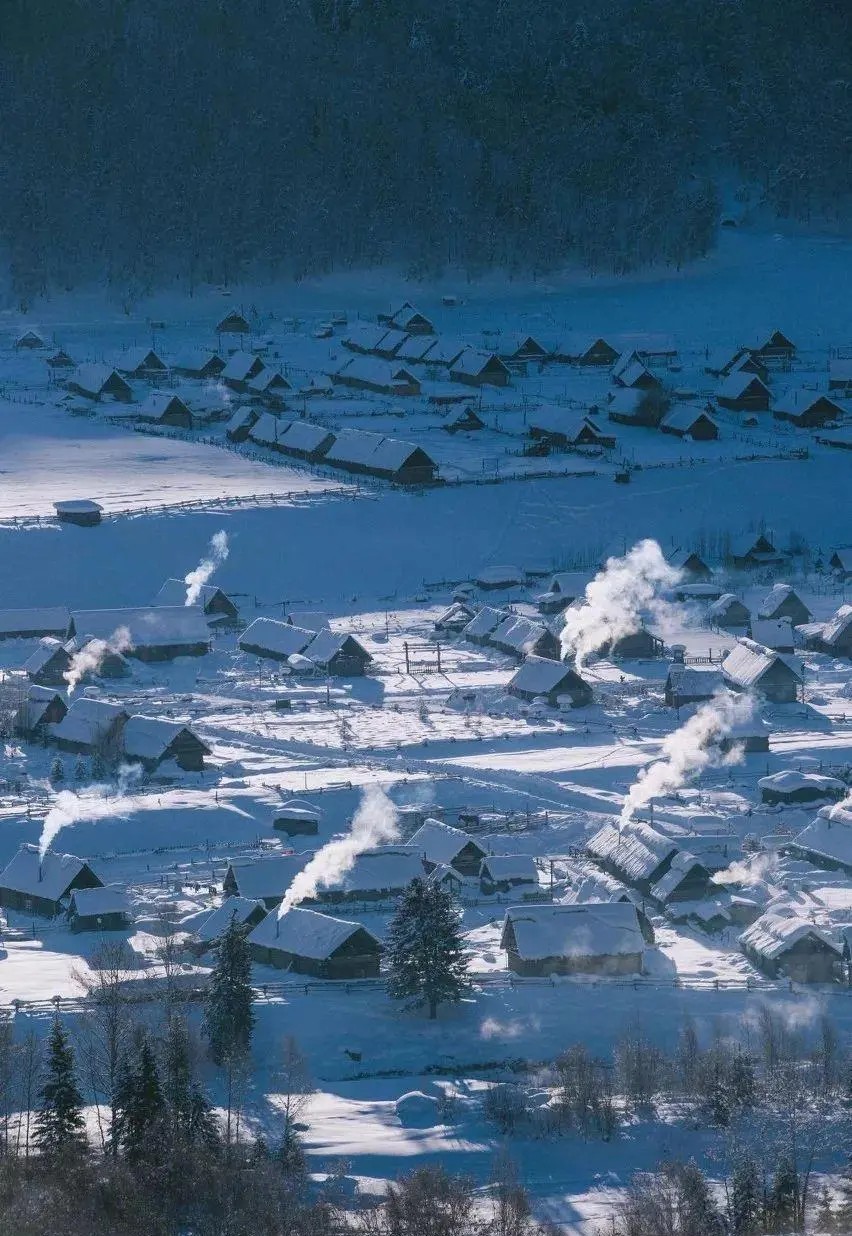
{"left": 49, "top": 756, "right": 64, "bottom": 786}
{"left": 113, "top": 1035, "right": 165, "bottom": 1166}
{"left": 730, "top": 1154, "right": 762, "bottom": 1236}
{"left": 385, "top": 878, "right": 470, "bottom": 1020}
{"left": 34, "top": 1017, "right": 86, "bottom": 1157}
{"left": 73, "top": 756, "right": 87, "bottom": 783}
{"left": 768, "top": 1155, "right": 799, "bottom": 1234}
{"left": 162, "top": 1014, "right": 218, "bottom": 1149}
{"left": 203, "top": 918, "right": 255, "bottom": 1064}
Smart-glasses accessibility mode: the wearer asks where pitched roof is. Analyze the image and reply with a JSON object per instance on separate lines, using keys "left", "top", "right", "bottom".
{"left": 70, "top": 607, "right": 209, "bottom": 648}
{"left": 50, "top": 698, "right": 128, "bottom": 745}
{"left": 0, "top": 608, "right": 70, "bottom": 637}
{"left": 750, "top": 618, "right": 795, "bottom": 649}
{"left": 758, "top": 770, "right": 845, "bottom": 796}
{"left": 302, "top": 629, "right": 371, "bottom": 667}
{"left": 23, "top": 637, "right": 69, "bottom": 675}
{"left": 740, "top": 911, "right": 840, "bottom": 961}
{"left": 69, "top": 885, "right": 130, "bottom": 917}
{"left": 660, "top": 405, "right": 718, "bottom": 434}
{"left": 821, "top": 605, "right": 852, "bottom": 648}
{"left": 650, "top": 851, "right": 707, "bottom": 901}
{"left": 73, "top": 364, "right": 129, "bottom": 396}
{"left": 508, "top": 656, "right": 590, "bottom": 697}
{"left": 155, "top": 579, "right": 230, "bottom": 609}
{"left": 226, "top": 853, "right": 315, "bottom": 901}
{"left": 407, "top": 820, "right": 483, "bottom": 866}
{"left": 491, "top": 615, "right": 551, "bottom": 655}
{"left": 708, "top": 593, "right": 749, "bottom": 620}
{"left": 286, "top": 611, "right": 329, "bottom": 632}
{"left": 773, "top": 388, "right": 843, "bottom": 418}
{"left": 462, "top": 606, "right": 509, "bottom": 639}
{"left": 274, "top": 799, "right": 323, "bottom": 823}
{"left": 248, "top": 906, "right": 381, "bottom": 959}
{"left": 716, "top": 371, "right": 769, "bottom": 399}
{"left": 279, "top": 420, "right": 334, "bottom": 454}
{"left": 122, "top": 716, "right": 209, "bottom": 760}
{"left": 0, "top": 844, "right": 99, "bottom": 901}
{"left": 221, "top": 351, "right": 263, "bottom": 382}
{"left": 586, "top": 821, "right": 679, "bottom": 882}
{"left": 117, "top": 347, "right": 166, "bottom": 373}
{"left": 481, "top": 854, "right": 538, "bottom": 882}
{"left": 450, "top": 348, "right": 508, "bottom": 378}
{"left": 790, "top": 810, "right": 852, "bottom": 869}
{"left": 138, "top": 391, "right": 189, "bottom": 420}
{"left": 319, "top": 845, "right": 423, "bottom": 895}
{"left": 18, "top": 685, "right": 65, "bottom": 730}
{"left": 239, "top": 618, "right": 315, "bottom": 658}
{"left": 501, "top": 901, "right": 645, "bottom": 960}
{"left": 250, "top": 412, "right": 289, "bottom": 446}
{"left": 196, "top": 895, "right": 265, "bottom": 942}
{"left": 665, "top": 665, "right": 725, "bottom": 696}
{"left": 722, "top": 638, "right": 800, "bottom": 688}
{"left": 758, "top": 584, "right": 808, "bottom": 619}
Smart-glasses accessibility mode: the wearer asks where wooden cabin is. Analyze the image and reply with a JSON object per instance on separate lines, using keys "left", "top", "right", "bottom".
{"left": 67, "top": 886, "right": 131, "bottom": 932}
{"left": 116, "top": 348, "right": 168, "bottom": 379}
{"left": 757, "top": 584, "right": 812, "bottom": 627}
{"left": 121, "top": 716, "right": 210, "bottom": 772}
{"left": 449, "top": 349, "right": 511, "bottom": 387}
{"left": 15, "top": 686, "right": 68, "bottom": 737}
{"left": 507, "top": 656, "right": 592, "bottom": 707}
{"left": 155, "top": 579, "right": 239, "bottom": 626}
{"left": 744, "top": 330, "right": 796, "bottom": 362}
{"left": 50, "top": 698, "right": 129, "bottom": 755}
{"left": 668, "top": 548, "right": 712, "bottom": 580}
{"left": 172, "top": 350, "right": 226, "bottom": 379}
{"left": 708, "top": 593, "right": 750, "bottom": 628}
{"left": 24, "top": 638, "right": 72, "bottom": 687}
{"left": 659, "top": 406, "right": 718, "bottom": 440}
{"left": 136, "top": 392, "right": 192, "bottom": 429}
{"left": 224, "top": 853, "right": 316, "bottom": 910}
{"left": 773, "top": 390, "right": 844, "bottom": 429}
{"left": 67, "top": 606, "right": 211, "bottom": 661}
{"left": 480, "top": 855, "right": 538, "bottom": 896}
{"left": 272, "top": 800, "right": 322, "bottom": 838}
{"left": 758, "top": 771, "right": 846, "bottom": 806}
{"left": 216, "top": 310, "right": 251, "bottom": 336}
{"left": 664, "top": 665, "right": 724, "bottom": 707}
{"left": 729, "top": 532, "right": 786, "bottom": 570}
{"left": 67, "top": 365, "right": 133, "bottom": 402}
{"left": 586, "top": 821, "right": 679, "bottom": 893}
{"left": 650, "top": 852, "right": 713, "bottom": 904}
{"left": 194, "top": 896, "right": 267, "bottom": 952}
{"left": 302, "top": 630, "right": 373, "bottom": 676}
{"left": 0, "top": 845, "right": 103, "bottom": 918}
{"left": 601, "top": 629, "right": 665, "bottom": 659}
{"left": 715, "top": 372, "right": 771, "bottom": 412}
{"left": 501, "top": 902, "right": 646, "bottom": 977}
{"left": 408, "top": 820, "right": 487, "bottom": 877}
{"left": 248, "top": 907, "right": 382, "bottom": 978}
{"left": 740, "top": 912, "right": 840, "bottom": 983}
{"left": 553, "top": 334, "right": 619, "bottom": 366}
{"left": 722, "top": 638, "right": 801, "bottom": 704}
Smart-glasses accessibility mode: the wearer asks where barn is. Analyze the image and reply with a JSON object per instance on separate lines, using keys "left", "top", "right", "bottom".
{"left": 67, "top": 365, "right": 133, "bottom": 402}
{"left": 133, "top": 391, "right": 192, "bottom": 429}
{"left": 24, "top": 638, "right": 72, "bottom": 686}
{"left": 480, "top": 855, "right": 538, "bottom": 896}
{"left": 221, "top": 352, "right": 265, "bottom": 391}
{"left": 507, "top": 656, "right": 593, "bottom": 707}
{"left": 14, "top": 685, "right": 67, "bottom": 737}
{"left": 449, "top": 349, "right": 511, "bottom": 388}
{"left": 773, "top": 389, "right": 844, "bottom": 429}
{"left": 155, "top": 579, "right": 239, "bottom": 626}
{"left": 50, "top": 698, "right": 128, "bottom": 755}
{"left": 501, "top": 902, "right": 647, "bottom": 977}
{"left": 116, "top": 348, "right": 168, "bottom": 379}
{"left": 311, "top": 845, "right": 423, "bottom": 903}
{"left": 407, "top": 819, "right": 487, "bottom": 877}
{"left": 586, "top": 821, "right": 679, "bottom": 892}
{"left": 172, "top": 350, "right": 226, "bottom": 379}
{"left": 248, "top": 907, "right": 383, "bottom": 978}
{"left": 708, "top": 593, "right": 750, "bottom": 627}
{"left": 67, "top": 607, "right": 211, "bottom": 661}
{"left": 216, "top": 310, "right": 251, "bottom": 336}
{"left": 223, "top": 853, "right": 315, "bottom": 909}
{"left": 121, "top": 716, "right": 210, "bottom": 772}
{"left": 664, "top": 665, "right": 725, "bottom": 707}
{"left": 67, "top": 886, "right": 131, "bottom": 932}
{"left": 0, "top": 608, "right": 70, "bottom": 640}
{"left": 194, "top": 896, "right": 267, "bottom": 951}
{"left": 729, "top": 532, "right": 786, "bottom": 569}
{"left": 740, "top": 912, "right": 840, "bottom": 983}
{"left": 0, "top": 845, "right": 103, "bottom": 918}
{"left": 659, "top": 405, "right": 719, "bottom": 440}
{"left": 553, "top": 334, "right": 619, "bottom": 366}
{"left": 332, "top": 356, "right": 420, "bottom": 396}
{"left": 273, "top": 800, "right": 322, "bottom": 838}
{"left": 758, "top": 770, "right": 846, "bottom": 806}
{"left": 758, "top": 584, "right": 812, "bottom": 627}
{"left": 239, "top": 618, "right": 315, "bottom": 662}
{"left": 722, "top": 638, "right": 801, "bottom": 703}
{"left": 302, "top": 630, "right": 373, "bottom": 676}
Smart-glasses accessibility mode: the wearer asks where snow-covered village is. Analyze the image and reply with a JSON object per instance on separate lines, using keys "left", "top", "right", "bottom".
{"left": 1, "top": 4, "right": 851, "bottom": 1233}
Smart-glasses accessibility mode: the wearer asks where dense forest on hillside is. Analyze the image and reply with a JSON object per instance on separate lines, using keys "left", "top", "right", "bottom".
{"left": 0, "top": 0, "right": 849, "bottom": 299}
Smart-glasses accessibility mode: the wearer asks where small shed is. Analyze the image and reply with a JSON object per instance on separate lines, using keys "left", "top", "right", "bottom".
{"left": 445, "top": 406, "right": 485, "bottom": 434}
{"left": 121, "top": 716, "right": 210, "bottom": 772}
{"left": 0, "top": 845, "right": 103, "bottom": 918}
{"left": 248, "top": 907, "right": 383, "bottom": 978}
{"left": 155, "top": 579, "right": 239, "bottom": 626}
{"left": 721, "top": 638, "right": 801, "bottom": 703}
{"left": 68, "top": 607, "right": 210, "bottom": 661}
{"left": 50, "top": 698, "right": 129, "bottom": 754}
{"left": 434, "top": 602, "right": 476, "bottom": 633}
{"left": 758, "top": 584, "right": 812, "bottom": 627}
{"left": 223, "top": 852, "right": 315, "bottom": 909}
{"left": 715, "top": 372, "right": 771, "bottom": 412}
{"left": 273, "top": 800, "right": 322, "bottom": 838}
{"left": 221, "top": 351, "right": 265, "bottom": 391}
{"left": 172, "top": 350, "right": 226, "bottom": 379}
{"left": 67, "top": 885, "right": 131, "bottom": 932}
{"left": 773, "top": 389, "right": 844, "bottom": 429}
{"left": 68, "top": 365, "right": 133, "bottom": 403}
{"left": 740, "top": 912, "right": 840, "bottom": 982}
{"left": 136, "top": 392, "right": 192, "bottom": 429}
{"left": 449, "top": 349, "right": 511, "bottom": 388}
{"left": 501, "top": 902, "right": 646, "bottom": 977}
{"left": 54, "top": 499, "right": 103, "bottom": 527}
{"left": 14, "top": 685, "right": 67, "bottom": 736}
{"left": 729, "top": 532, "right": 786, "bottom": 570}
{"left": 216, "top": 311, "right": 251, "bottom": 336}
{"left": 194, "top": 896, "right": 267, "bottom": 950}
{"left": 659, "top": 405, "right": 719, "bottom": 440}
{"left": 507, "top": 656, "right": 593, "bottom": 707}
{"left": 480, "top": 855, "right": 538, "bottom": 896}
{"left": 46, "top": 349, "right": 76, "bottom": 370}
{"left": 708, "top": 593, "right": 750, "bottom": 628}
{"left": 668, "top": 548, "right": 712, "bottom": 580}
{"left": 553, "top": 334, "right": 619, "bottom": 366}
{"left": 24, "top": 638, "right": 72, "bottom": 687}
{"left": 116, "top": 348, "right": 168, "bottom": 379}
{"left": 303, "top": 630, "right": 372, "bottom": 676}
{"left": 664, "top": 665, "right": 725, "bottom": 707}
{"left": 407, "top": 819, "right": 487, "bottom": 877}
{"left": 15, "top": 329, "right": 46, "bottom": 349}
{"left": 758, "top": 771, "right": 847, "bottom": 806}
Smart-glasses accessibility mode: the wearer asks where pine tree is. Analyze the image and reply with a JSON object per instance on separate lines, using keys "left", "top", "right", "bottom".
{"left": 162, "top": 1015, "right": 218, "bottom": 1148}
{"left": 113, "top": 1035, "right": 165, "bottom": 1166}
{"left": 769, "top": 1155, "right": 799, "bottom": 1233}
{"left": 49, "top": 756, "right": 65, "bottom": 786}
{"left": 730, "top": 1154, "right": 762, "bottom": 1236}
{"left": 34, "top": 1017, "right": 86, "bottom": 1157}
{"left": 203, "top": 918, "right": 255, "bottom": 1065}
{"left": 385, "top": 878, "right": 470, "bottom": 1020}
{"left": 73, "top": 756, "right": 87, "bottom": 782}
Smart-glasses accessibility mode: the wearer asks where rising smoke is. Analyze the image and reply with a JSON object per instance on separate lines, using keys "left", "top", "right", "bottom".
{"left": 560, "top": 539, "right": 682, "bottom": 669}
{"left": 184, "top": 530, "right": 229, "bottom": 606}
{"left": 63, "top": 626, "right": 133, "bottom": 695}
{"left": 278, "top": 782, "right": 399, "bottom": 916}
{"left": 619, "top": 691, "right": 754, "bottom": 829}
{"left": 38, "top": 765, "right": 142, "bottom": 860}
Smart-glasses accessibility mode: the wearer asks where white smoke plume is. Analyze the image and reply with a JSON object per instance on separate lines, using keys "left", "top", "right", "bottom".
{"left": 38, "top": 766, "right": 142, "bottom": 860}
{"left": 619, "top": 691, "right": 754, "bottom": 829}
{"left": 63, "top": 626, "right": 133, "bottom": 695}
{"left": 278, "top": 782, "right": 399, "bottom": 917}
{"left": 184, "top": 530, "right": 229, "bottom": 606}
{"left": 560, "top": 539, "right": 682, "bottom": 669}
{"left": 712, "top": 851, "right": 778, "bottom": 889}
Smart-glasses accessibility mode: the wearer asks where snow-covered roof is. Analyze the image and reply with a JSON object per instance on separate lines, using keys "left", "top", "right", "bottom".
{"left": 740, "top": 911, "right": 840, "bottom": 961}
{"left": 334, "top": 356, "right": 414, "bottom": 389}
{"left": 392, "top": 306, "right": 433, "bottom": 332}
{"left": 462, "top": 606, "right": 508, "bottom": 639}
{"left": 227, "top": 853, "right": 315, "bottom": 901}
{"left": 758, "top": 584, "right": 806, "bottom": 619}
{"left": 773, "top": 388, "right": 842, "bottom": 418}
{"left": 790, "top": 810, "right": 852, "bottom": 869}
{"left": 225, "top": 405, "right": 257, "bottom": 433}
{"left": 155, "top": 579, "right": 231, "bottom": 610}
{"left": 615, "top": 359, "right": 653, "bottom": 388}
{"left": 550, "top": 571, "right": 591, "bottom": 596}
{"left": 750, "top": 618, "right": 794, "bottom": 649}
{"left": 556, "top": 332, "right": 614, "bottom": 359}
{"left": 398, "top": 335, "right": 441, "bottom": 362}
{"left": 274, "top": 799, "right": 323, "bottom": 822}
{"left": 423, "top": 337, "right": 467, "bottom": 366}
{"left": 665, "top": 665, "right": 725, "bottom": 696}
{"left": 196, "top": 895, "right": 265, "bottom": 943}
{"left": 708, "top": 593, "right": 748, "bottom": 620}
{"left": 54, "top": 499, "right": 103, "bottom": 514}
{"left": 529, "top": 408, "right": 606, "bottom": 440}
{"left": 0, "top": 607, "right": 70, "bottom": 637}
{"left": 586, "top": 821, "right": 679, "bottom": 882}
{"left": 23, "top": 637, "right": 68, "bottom": 675}
{"left": 50, "top": 698, "right": 127, "bottom": 745}
{"left": 491, "top": 615, "right": 550, "bottom": 655}
{"left": 122, "top": 716, "right": 208, "bottom": 760}
{"left": 449, "top": 348, "right": 506, "bottom": 378}
{"left": 138, "top": 391, "right": 188, "bottom": 420}
{"left": 248, "top": 906, "right": 380, "bottom": 959}
{"left": 660, "top": 404, "right": 717, "bottom": 434}
{"left": 0, "top": 844, "right": 97, "bottom": 901}
{"left": 287, "top": 611, "right": 329, "bottom": 633}
{"left": 70, "top": 607, "right": 209, "bottom": 648}
{"left": 722, "top": 638, "right": 799, "bottom": 688}
{"left": 239, "top": 618, "right": 315, "bottom": 657}
{"left": 173, "top": 348, "right": 222, "bottom": 371}
{"left": 302, "top": 629, "right": 371, "bottom": 667}
{"left": 650, "top": 851, "right": 706, "bottom": 901}
{"left": 344, "top": 324, "right": 389, "bottom": 351}
{"left": 606, "top": 387, "right": 645, "bottom": 416}
{"left": 716, "top": 371, "right": 768, "bottom": 399}
{"left": 221, "top": 351, "right": 263, "bottom": 382}
{"left": 247, "top": 369, "right": 291, "bottom": 393}
{"left": 374, "top": 328, "right": 408, "bottom": 353}
{"left": 481, "top": 854, "right": 538, "bottom": 883}
{"left": 279, "top": 420, "right": 334, "bottom": 454}
{"left": 19, "top": 685, "right": 64, "bottom": 729}
{"left": 508, "top": 656, "right": 587, "bottom": 697}
{"left": 829, "top": 359, "right": 852, "bottom": 383}
{"left": 72, "top": 364, "right": 128, "bottom": 396}
{"left": 118, "top": 346, "right": 165, "bottom": 372}
{"left": 820, "top": 605, "right": 852, "bottom": 648}
{"left": 758, "top": 771, "right": 846, "bottom": 796}
{"left": 69, "top": 885, "right": 130, "bottom": 918}
{"left": 408, "top": 820, "right": 482, "bottom": 866}
{"left": 501, "top": 901, "right": 645, "bottom": 960}
{"left": 321, "top": 846, "right": 423, "bottom": 895}
{"left": 249, "top": 412, "right": 289, "bottom": 446}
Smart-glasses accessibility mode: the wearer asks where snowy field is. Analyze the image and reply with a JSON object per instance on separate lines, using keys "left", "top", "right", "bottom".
{"left": 1, "top": 229, "right": 851, "bottom": 1230}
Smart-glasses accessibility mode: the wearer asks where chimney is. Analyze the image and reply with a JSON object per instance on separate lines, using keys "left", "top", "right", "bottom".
{"left": 671, "top": 644, "right": 686, "bottom": 664}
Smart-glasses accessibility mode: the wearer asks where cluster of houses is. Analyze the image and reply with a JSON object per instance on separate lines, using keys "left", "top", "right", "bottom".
{"left": 238, "top": 616, "right": 373, "bottom": 676}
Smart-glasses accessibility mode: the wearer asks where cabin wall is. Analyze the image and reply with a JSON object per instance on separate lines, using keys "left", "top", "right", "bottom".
{"left": 508, "top": 948, "right": 642, "bottom": 977}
